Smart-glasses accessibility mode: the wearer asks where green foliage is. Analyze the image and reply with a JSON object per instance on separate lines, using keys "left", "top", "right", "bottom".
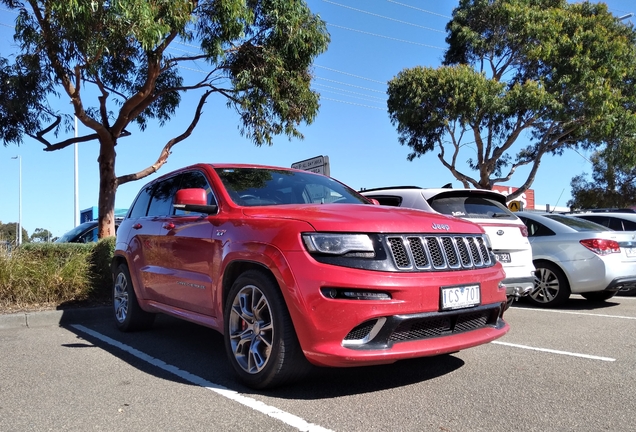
{"left": 568, "top": 142, "right": 636, "bottom": 209}
{"left": 387, "top": 0, "right": 636, "bottom": 197}
{"left": 0, "top": 0, "right": 329, "bottom": 239}
{"left": 29, "top": 227, "right": 53, "bottom": 243}
{"left": 0, "top": 238, "right": 115, "bottom": 309}
{"left": 0, "top": 222, "right": 29, "bottom": 245}
{"left": 0, "top": 0, "right": 329, "bottom": 147}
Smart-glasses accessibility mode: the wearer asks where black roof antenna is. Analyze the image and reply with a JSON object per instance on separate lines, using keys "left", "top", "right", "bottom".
{"left": 441, "top": 183, "right": 453, "bottom": 189}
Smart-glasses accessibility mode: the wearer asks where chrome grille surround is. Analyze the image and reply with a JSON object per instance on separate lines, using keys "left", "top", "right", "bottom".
{"left": 385, "top": 234, "right": 493, "bottom": 271}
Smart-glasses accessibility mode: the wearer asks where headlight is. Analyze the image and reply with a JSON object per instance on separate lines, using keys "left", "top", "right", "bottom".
{"left": 302, "top": 233, "right": 374, "bottom": 255}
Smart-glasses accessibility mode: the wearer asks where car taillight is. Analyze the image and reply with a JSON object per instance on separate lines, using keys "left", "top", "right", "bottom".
{"left": 579, "top": 239, "right": 621, "bottom": 255}
{"left": 519, "top": 225, "right": 529, "bottom": 237}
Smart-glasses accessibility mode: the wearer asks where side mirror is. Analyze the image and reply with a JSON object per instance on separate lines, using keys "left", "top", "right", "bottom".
{"left": 173, "top": 188, "right": 218, "bottom": 214}
{"left": 368, "top": 198, "right": 380, "bottom": 205}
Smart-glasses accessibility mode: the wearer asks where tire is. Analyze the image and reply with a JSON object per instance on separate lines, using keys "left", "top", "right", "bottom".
{"left": 224, "top": 270, "right": 310, "bottom": 389}
{"left": 581, "top": 291, "right": 617, "bottom": 302}
{"left": 527, "top": 261, "right": 571, "bottom": 308}
{"left": 113, "top": 263, "right": 155, "bottom": 332}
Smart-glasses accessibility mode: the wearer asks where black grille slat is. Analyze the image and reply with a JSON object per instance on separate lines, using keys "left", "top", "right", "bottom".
{"left": 457, "top": 238, "right": 472, "bottom": 266}
{"left": 442, "top": 237, "right": 460, "bottom": 268}
{"left": 455, "top": 313, "right": 489, "bottom": 333}
{"left": 385, "top": 234, "right": 494, "bottom": 272}
{"left": 388, "top": 308, "right": 498, "bottom": 343}
{"left": 387, "top": 237, "right": 411, "bottom": 268}
{"left": 427, "top": 237, "right": 445, "bottom": 268}
{"left": 345, "top": 320, "right": 377, "bottom": 340}
{"left": 391, "top": 317, "right": 451, "bottom": 341}
{"left": 407, "top": 237, "right": 430, "bottom": 268}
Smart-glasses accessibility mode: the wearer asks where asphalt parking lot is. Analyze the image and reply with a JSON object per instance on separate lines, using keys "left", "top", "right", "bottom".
{"left": 1, "top": 295, "right": 635, "bottom": 432}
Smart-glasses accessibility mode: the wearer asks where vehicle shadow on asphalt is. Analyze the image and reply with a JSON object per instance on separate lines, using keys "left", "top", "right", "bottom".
{"left": 511, "top": 296, "right": 623, "bottom": 311}
{"left": 63, "top": 313, "right": 465, "bottom": 399}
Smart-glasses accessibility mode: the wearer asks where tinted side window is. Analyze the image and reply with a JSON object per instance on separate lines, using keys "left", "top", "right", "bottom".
{"left": 607, "top": 217, "right": 625, "bottom": 231}
{"left": 147, "top": 175, "right": 182, "bottom": 217}
{"left": 519, "top": 217, "right": 555, "bottom": 237}
{"left": 579, "top": 215, "right": 610, "bottom": 228}
{"left": 77, "top": 227, "right": 98, "bottom": 243}
{"left": 129, "top": 185, "right": 153, "bottom": 218}
{"left": 621, "top": 219, "right": 636, "bottom": 231}
{"left": 365, "top": 195, "right": 402, "bottom": 207}
{"left": 176, "top": 171, "right": 216, "bottom": 216}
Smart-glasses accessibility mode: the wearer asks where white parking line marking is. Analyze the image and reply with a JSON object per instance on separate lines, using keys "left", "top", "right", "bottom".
{"left": 71, "top": 325, "right": 333, "bottom": 432}
{"left": 492, "top": 341, "right": 616, "bottom": 362}
{"left": 510, "top": 307, "right": 636, "bottom": 320}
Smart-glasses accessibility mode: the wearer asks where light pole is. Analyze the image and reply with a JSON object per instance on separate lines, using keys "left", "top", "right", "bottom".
{"left": 11, "top": 155, "right": 22, "bottom": 246}
{"left": 74, "top": 116, "right": 79, "bottom": 227}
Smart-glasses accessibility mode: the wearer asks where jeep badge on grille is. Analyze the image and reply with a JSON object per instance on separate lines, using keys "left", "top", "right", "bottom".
{"left": 432, "top": 223, "right": 450, "bottom": 231}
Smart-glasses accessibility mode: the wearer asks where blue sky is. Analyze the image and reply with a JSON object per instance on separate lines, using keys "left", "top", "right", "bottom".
{"left": 0, "top": 0, "right": 635, "bottom": 239}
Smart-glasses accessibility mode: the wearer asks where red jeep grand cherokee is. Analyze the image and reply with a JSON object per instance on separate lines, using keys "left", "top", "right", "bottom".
{"left": 112, "top": 163, "right": 509, "bottom": 389}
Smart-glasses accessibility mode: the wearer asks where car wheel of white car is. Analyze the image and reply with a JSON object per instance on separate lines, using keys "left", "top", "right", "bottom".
{"left": 224, "top": 270, "right": 310, "bottom": 389}
{"left": 113, "top": 263, "right": 155, "bottom": 332}
{"left": 580, "top": 291, "right": 617, "bottom": 302}
{"left": 528, "top": 261, "right": 571, "bottom": 308}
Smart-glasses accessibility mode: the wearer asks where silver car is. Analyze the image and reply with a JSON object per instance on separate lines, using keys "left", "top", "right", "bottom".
{"left": 572, "top": 211, "right": 636, "bottom": 233}
{"left": 517, "top": 212, "right": 636, "bottom": 307}
{"left": 360, "top": 187, "right": 535, "bottom": 305}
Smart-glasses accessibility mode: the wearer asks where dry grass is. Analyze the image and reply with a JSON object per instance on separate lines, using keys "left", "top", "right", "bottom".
{"left": 0, "top": 239, "right": 114, "bottom": 312}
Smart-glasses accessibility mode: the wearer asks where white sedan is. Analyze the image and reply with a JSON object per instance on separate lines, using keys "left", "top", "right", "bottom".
{"left": 517, "top": 212, "right": 636, "bottom": 307}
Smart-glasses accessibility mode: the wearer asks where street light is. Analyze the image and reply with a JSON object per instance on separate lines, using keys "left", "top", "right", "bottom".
{"left": 74, "top": 115, "right": 79, "bottom": 227}
{"left": 11, "top": 155, "right": 22, "bottom": 246}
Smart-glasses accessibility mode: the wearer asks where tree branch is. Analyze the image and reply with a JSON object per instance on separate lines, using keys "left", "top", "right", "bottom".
{"left": 117, "top": 90, "right": 212, "bottom": 186}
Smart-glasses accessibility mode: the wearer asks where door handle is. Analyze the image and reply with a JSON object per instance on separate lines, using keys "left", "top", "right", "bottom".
{"left": 163, "top": 223, "right": 175, "bottom": 230}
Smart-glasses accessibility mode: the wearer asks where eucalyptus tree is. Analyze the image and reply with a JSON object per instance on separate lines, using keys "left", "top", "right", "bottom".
{"left": 0, "top": 0, "right": 329, "bottom": 237}
{"left": 568, "top": 143, "right": 636, "bottom": 210}
{"left": 387, "top": 0, "right": 636, "bottom": 200}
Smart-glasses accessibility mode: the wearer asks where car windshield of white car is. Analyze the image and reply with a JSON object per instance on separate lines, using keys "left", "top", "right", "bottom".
{"left": 429, "top": 196, "right": 514, "bottom": 219}
{"left": 215, "top": 168, "right": 368, "bottom": 206}
{"left": 545, "top": 214, "right": 610, "bottom": 232}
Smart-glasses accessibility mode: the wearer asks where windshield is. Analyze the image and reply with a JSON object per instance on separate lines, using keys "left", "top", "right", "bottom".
{"left": 215, "top": 168, "right": 369, "bottom": 206}
{"left": 544, "top": 214, "right": 609, "bottom": 232}
{"left": 429, "top": 195, "right": 514, "bottom": 219}
{"left": 55, "top": 222, "right": 96, "bottom": 243}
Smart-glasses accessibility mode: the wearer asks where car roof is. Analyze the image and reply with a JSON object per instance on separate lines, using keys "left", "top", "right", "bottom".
{"left": 517, "top": 211, "right": 612, "bottom": 233}
{"left": 573, "top": 212, "right": 636, "bottom": 220}
{"left": 360, "top": 186, "right": 508, "bottom": 206}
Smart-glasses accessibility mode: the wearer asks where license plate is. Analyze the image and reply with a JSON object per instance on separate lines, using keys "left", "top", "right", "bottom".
{"left": 626, "top": 248, "right": 636, "bottom": 257}
{"left": 441, "top": 284, "right": 481, "bottom": 310}
{"left": 495, "top": 253, "right": 511, "bottom": 263}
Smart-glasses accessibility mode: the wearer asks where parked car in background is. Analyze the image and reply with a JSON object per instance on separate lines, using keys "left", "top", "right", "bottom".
{"left": 516, "top": 212, "right": 636, "bottom": 306}
{"left": 55, "top": 219, "right": 121, "bottom": 243}
{"left": 572, "top": 212, "right": 636, "bottom": 232}
{"left": 113, "top": 164, "right": 510, "bottom": 389}
{"left": 360, "top": 187, "right": 535, "bottom": 307}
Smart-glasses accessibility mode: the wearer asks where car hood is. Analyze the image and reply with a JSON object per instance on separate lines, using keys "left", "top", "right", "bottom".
{"left": 241, "top": 204, "right": 485, "bottom": 234}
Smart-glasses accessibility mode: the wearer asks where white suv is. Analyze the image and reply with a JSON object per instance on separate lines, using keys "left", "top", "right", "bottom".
{"left": 361, "top": 187, "right": 535, "bottom": 306}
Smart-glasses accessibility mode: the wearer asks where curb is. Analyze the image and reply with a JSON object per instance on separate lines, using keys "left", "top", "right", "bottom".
{"left": 0, "top": 307, "right": 111, "bottom": 330}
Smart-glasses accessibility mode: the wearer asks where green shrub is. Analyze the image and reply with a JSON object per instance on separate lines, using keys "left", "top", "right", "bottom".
{"left": 0, "top": 239, "right": 115, "bottom": 309}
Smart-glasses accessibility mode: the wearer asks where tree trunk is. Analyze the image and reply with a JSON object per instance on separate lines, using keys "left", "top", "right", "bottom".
{"left": 97, "top": 137, "right": 118, "bottom": 239}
